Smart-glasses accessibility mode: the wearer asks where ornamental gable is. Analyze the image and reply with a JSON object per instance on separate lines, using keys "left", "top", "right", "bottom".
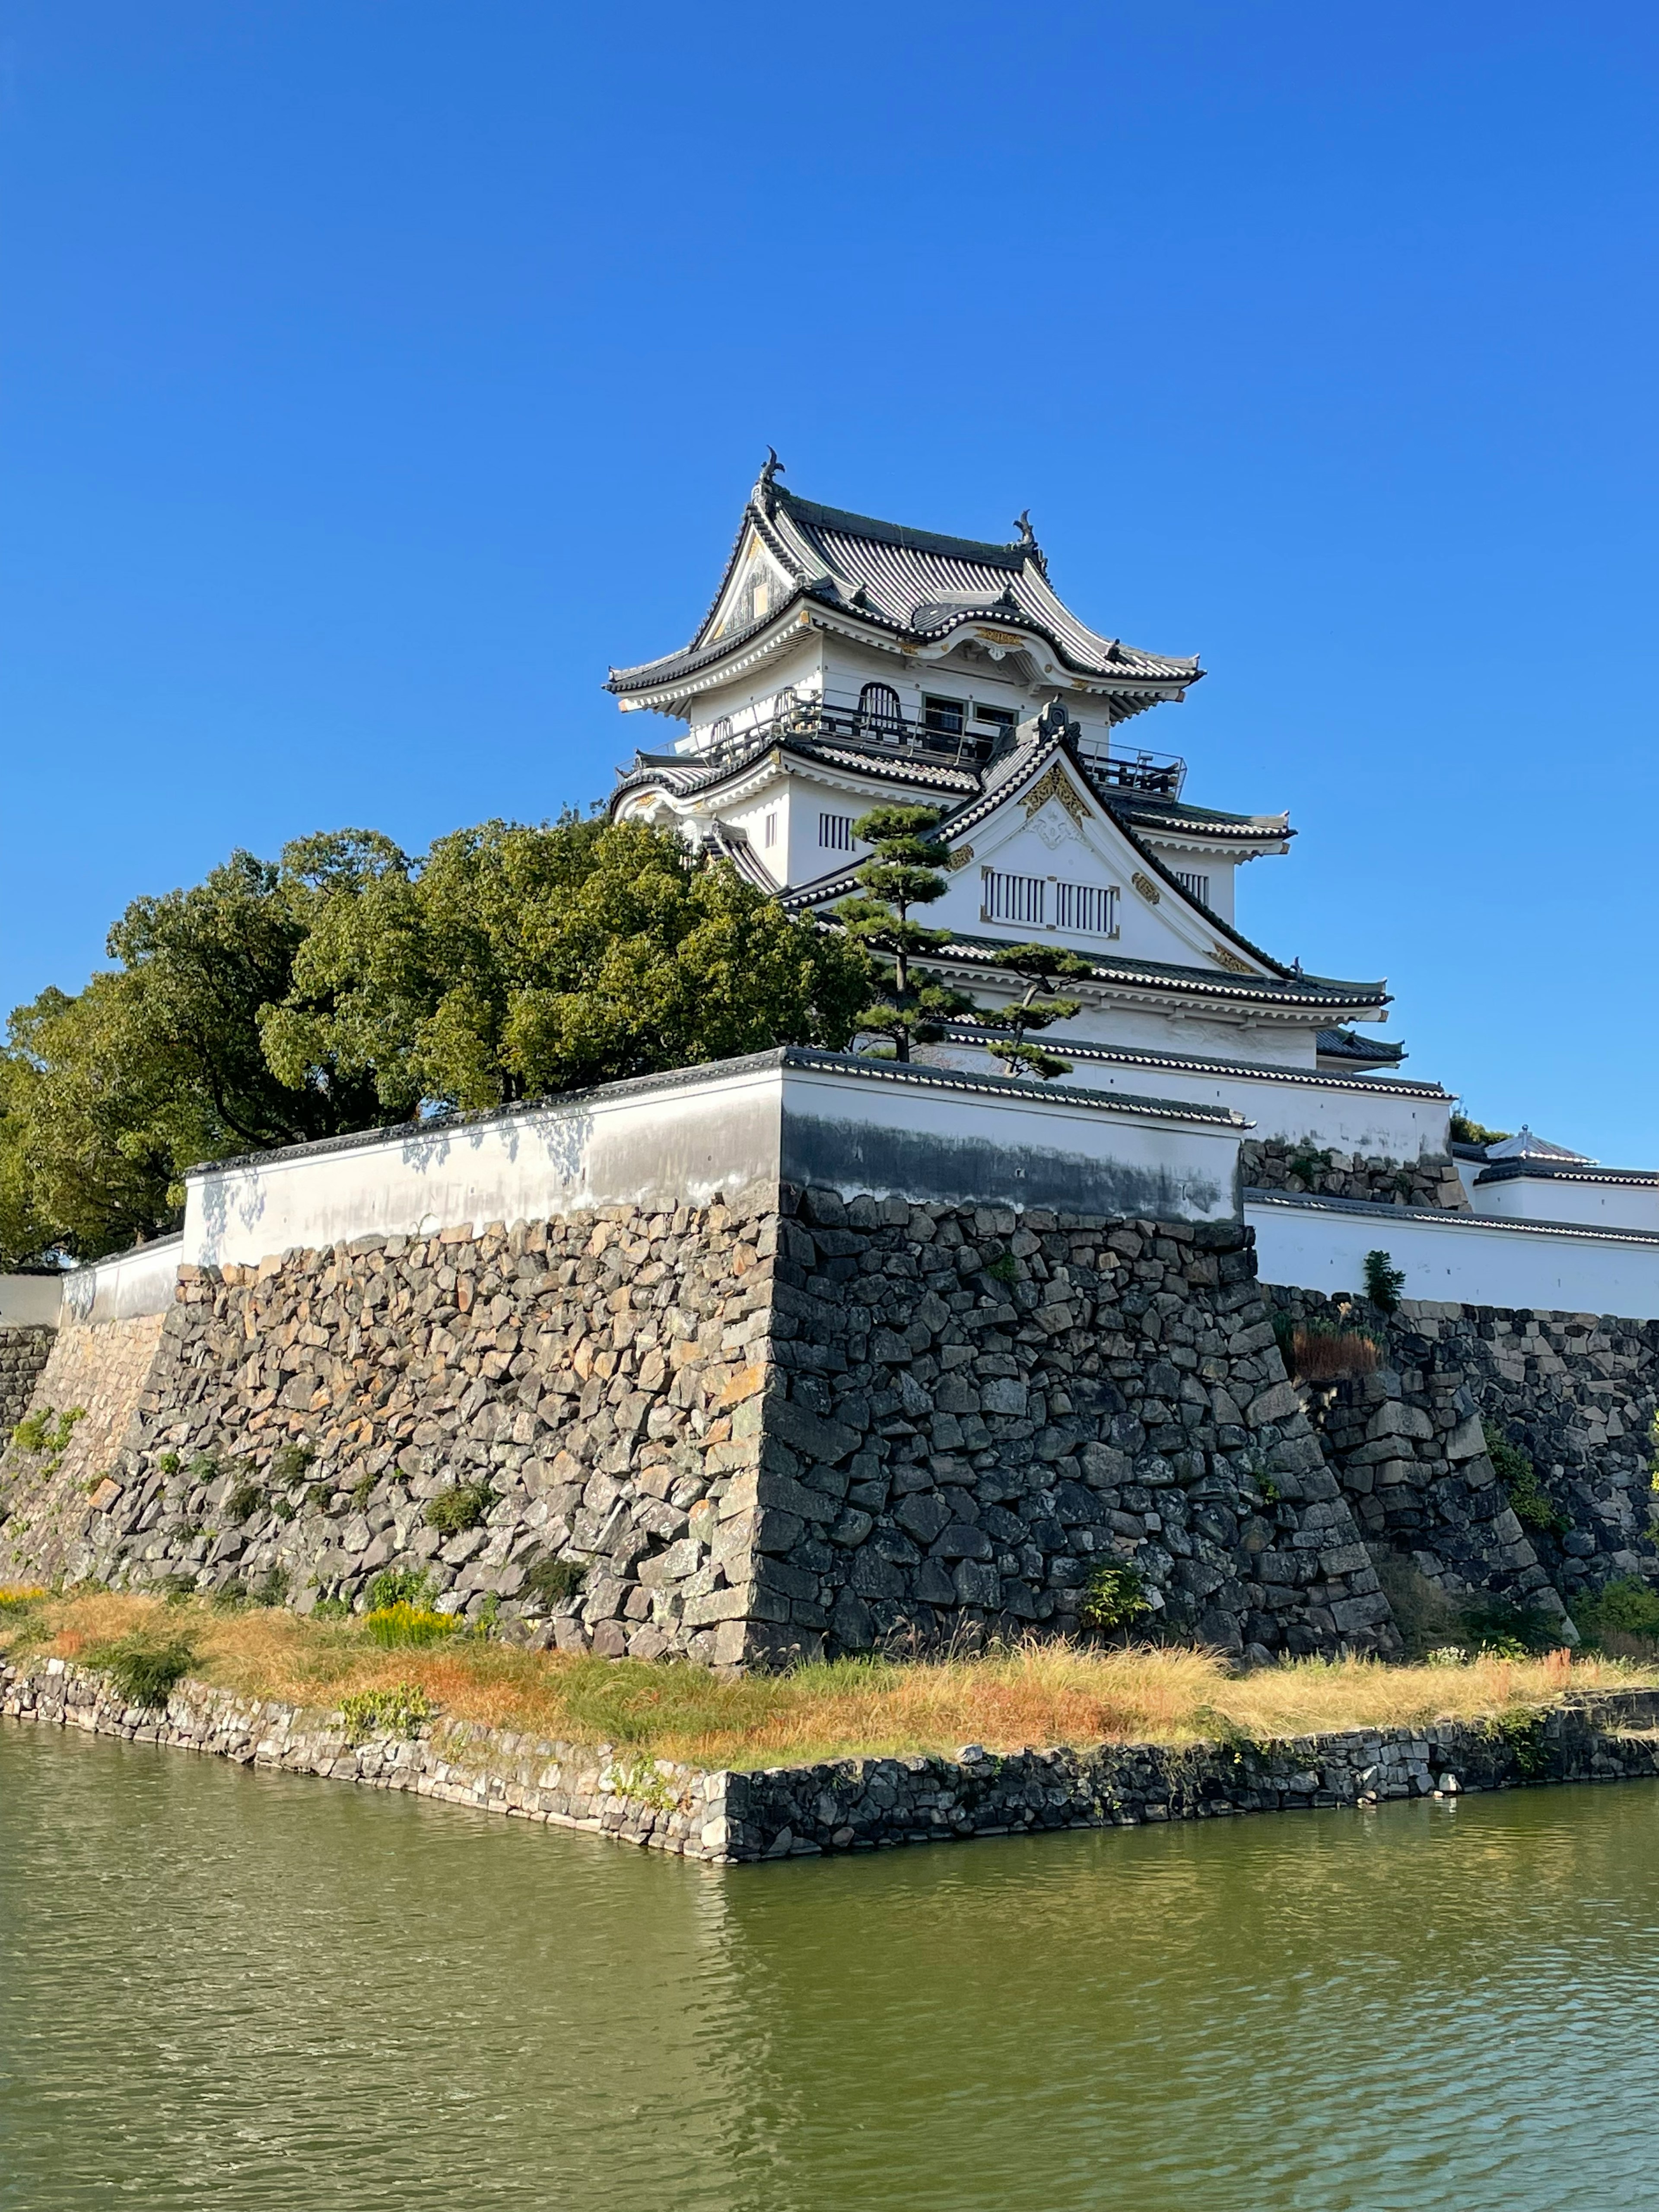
{"left": 927, "top": 762, "right": 1266, "bottom": 977}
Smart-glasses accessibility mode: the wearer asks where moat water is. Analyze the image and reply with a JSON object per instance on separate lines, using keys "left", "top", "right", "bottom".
{"left": 3, "top": 1725, "right": 1658, "bottom": 2210}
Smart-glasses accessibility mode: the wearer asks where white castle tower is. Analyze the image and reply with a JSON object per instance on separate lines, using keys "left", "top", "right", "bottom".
{"left": 607, "top": 458, "right": 1451, "bottom": 1162}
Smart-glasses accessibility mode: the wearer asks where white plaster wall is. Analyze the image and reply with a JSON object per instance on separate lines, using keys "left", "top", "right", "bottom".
{"left": 185, "top": 1065, "right": 790, "bottom": 1271}
{"left": 0, "top": 1274, "right": 64, "bottom": 1328}
{"left": 60, "top": 1237, "right": 185, "bottom": 1324}
{"left": 922, "top": 1041, "right": 1446, "bottom": 1157}
{"left": 181, "top": 1056, "right": 1248, "bottom": 1270}
{"left": 1469, "top": 1176, "right": 1659, "bottom": 1234}
{"left": 1249, "top": 1195, "right": 1659, "bottom": 1320}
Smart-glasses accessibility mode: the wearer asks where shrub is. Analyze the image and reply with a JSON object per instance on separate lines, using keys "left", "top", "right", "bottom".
{"left": 364, "top": 1602, "right": 460, "bottom": 1649}
{"left": 157, "top": 1572, "right": 199, "bottom": 1603}
{"left": 424, "top": 1481, "right": 496, "bottom": 1536}
{"left": 85, "top": 1630, "right": 197, "bottom": 1708}
{"left": 311, "top": 1594, "right": 352, "bottom": 1621}
{"left": 1077, "top": 1561, "right": 1153, "bottom": 1634}
{"left": 1482, "top": 1424, "right": 1565, "bottom": 1533}
{"left": 1461, "top": 1596, "right": 1562, "bottom": 1657}
{"left": 349, "top": 1472, "right": 376, "bottom": 1511}
{"left": 269, "top": 1443, "right": 314, "bottom": 1484}
{"left": 0, "top": 1586, "right": 48, "bottom": 1615}
{"left": 338, "top": 1682, "right": 434, "bottom": 1742}
{"left": 211, "top": 1580, "right": 248, "bottom": 1610}
{"left": 255, "top": 1566, "right": 290, "bottom": 1608}
{"left": 522, "top": 1557, "right": 587, "bottom": 1608}
{"left": 1363, "top": 1250, "right": 1406, "bottom": 1312}
{"left": 982, "top": 1250, "right": 1020, "bottom": 1286}
{"left": 187, "top": 1451, "right": 218, "bottom": 1484}
{"left": 1579, "top": 1577, "right": 1659, "bottom": 1641}
{"left": 1286, "top": 1143, "right": 1328, "bottom": 1188}
{"left": 155, "top": 1451, "right": 180, "bottom": 1477}
{"left": 366, "top": 1566, "right": 431, "bottom": 1612}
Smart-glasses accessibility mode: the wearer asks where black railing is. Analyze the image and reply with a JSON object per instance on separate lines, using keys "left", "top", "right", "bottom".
{"left": 685, "top": 699, "right": 1187, "bottom": 795}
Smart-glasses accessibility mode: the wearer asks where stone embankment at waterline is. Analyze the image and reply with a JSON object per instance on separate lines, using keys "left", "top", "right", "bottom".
{"left": 6, "top": 1655, "right": 1659, "bottom": 1865}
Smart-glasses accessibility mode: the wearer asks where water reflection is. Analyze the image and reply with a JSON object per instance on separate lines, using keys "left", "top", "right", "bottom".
{"left": 3, "top": 1724, "right": 1658, "bottom": 2210}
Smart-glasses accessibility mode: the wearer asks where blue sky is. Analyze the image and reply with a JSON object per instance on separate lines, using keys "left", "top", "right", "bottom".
{"left": 3, "top": 3, "right": 1656, "bottom": 1157}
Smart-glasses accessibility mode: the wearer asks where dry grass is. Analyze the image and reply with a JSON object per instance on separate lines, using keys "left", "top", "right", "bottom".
{"left": 2, "top": 1593, "right": 1650, "bottom": 1771}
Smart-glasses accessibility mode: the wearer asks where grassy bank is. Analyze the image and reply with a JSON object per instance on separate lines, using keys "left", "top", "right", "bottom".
{"left": 3, "top": 1589, "right": 1653, "bottom": 1771}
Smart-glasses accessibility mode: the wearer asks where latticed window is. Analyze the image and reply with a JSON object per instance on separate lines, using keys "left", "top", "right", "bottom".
{"left": 857, "top": 681, "right": 903, "bottom": 735}
{"left": 1053, "top": 881, "right": 1119, "bottom": 936}
{"left": 982, "top": 868, "right": 1046, "bottom": 926}
{"left": 820, "top": 814, "right": 853, "bottom": 852}
{"left": 1173, "top": 869, "right": 1211, "bottom": 906}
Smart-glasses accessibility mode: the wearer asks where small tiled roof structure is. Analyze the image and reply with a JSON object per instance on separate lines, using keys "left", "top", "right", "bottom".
{"left": 1316, "top": 1026, "right": 1406, "bottom": 1070}
{"left": 607, "top": 464, "right": 1201, "bottom": 715}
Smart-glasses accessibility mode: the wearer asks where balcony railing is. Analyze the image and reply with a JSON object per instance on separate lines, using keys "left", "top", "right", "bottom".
{"left": 686, "top": 698, "right": 1187, "bottom": 796}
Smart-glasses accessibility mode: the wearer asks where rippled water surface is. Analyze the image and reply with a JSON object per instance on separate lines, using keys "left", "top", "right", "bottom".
{"left": 4, "top": 1724, "right": 1659, "bottom": 2209}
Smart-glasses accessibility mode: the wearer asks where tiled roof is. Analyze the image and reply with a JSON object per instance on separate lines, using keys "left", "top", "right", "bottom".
{"left": 607, "top": 471, "right": 1202, "bottom": 695}
{"left": 1316, "top": 1026, "right": 1406, "bottom": 1068}
{"left": 933, "top": 934, "right": 1387, "bottom": 1014}
{"left": 1104, "top": 790, "right": 1294, "bottom": 843}
{"left": 940, "top": 1027, "right": 1445, "bottom": 1100}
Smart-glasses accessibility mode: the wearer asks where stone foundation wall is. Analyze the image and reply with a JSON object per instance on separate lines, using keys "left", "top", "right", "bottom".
{"left": 0, "top": 1315, "right": 169, "bottom": 1584}
{"left": 8, "top": 1656, "right": 1659, "bottom": 1863}
{"left": 754, "top": 1193, "right": 1394, "bottom": 1665}
{"left": 1265, "top": 1287, "right": 1659, "bottom": 1620}
{"left": 0, "top": 1327, "right": 54, "bottom": 1433}
{"left": 1242, "top": 1139, "right": 1468, "bottom": 1211}
{"left": 1, "top": 1189, "right": 1395, "bottom": 1668}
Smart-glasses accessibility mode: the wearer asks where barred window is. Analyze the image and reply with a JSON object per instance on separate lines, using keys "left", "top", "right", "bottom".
{"left": 982, "top": 868, "right": 1046, "bottom": 926}
{"left": 1053, "top": 881, "right": 1119, "bottom": 936}
{"left": 820, "top": 813, "right": 853, "bottom": 852}
{"left": 1173, "top": 869, "right": 1211, "bottom": 906}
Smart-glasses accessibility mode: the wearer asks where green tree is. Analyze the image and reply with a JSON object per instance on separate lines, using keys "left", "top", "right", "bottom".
{"left": 262, "top": 815, "right": 871, "bottom": 1110}
{"left": 981, "top": 944, "right": 1093, "bottom": 1080}
{"left": 0, "top": 842, "right": 412, "bottom": 1265}
{"left": 833, "top": 805, "right": 982, "bottom": 1062}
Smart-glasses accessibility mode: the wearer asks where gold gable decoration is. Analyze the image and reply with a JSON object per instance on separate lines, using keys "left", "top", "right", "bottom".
{"left": 1211, "top": 943, "right": 1255, "bottom": 975}
{"left": 945, "top": 844, "right": 975, "bottom": 872}
{"left": 1131, "top": 870, "right": 1161, "bottom": 905}
{"left": 1022, "top": 764, "right": 1088, "bottom": 826}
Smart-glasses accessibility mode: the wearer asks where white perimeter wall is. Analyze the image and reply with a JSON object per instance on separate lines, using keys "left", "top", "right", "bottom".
{"left": 928, "top": 1040, "right": 1450, "bottom": 1159}
{"left": 182, "top": 1053, "right": 1246, "bottom": 1271}
{"left": 0, "top": 1274, "right": 65, "bottom": 1327}
{"left": 1469, "top": 1175, "right": 1659, "bottom": 1234}
{"left": 61, "top": 1237, "right": 185, "bottom": 1323}
{"left": 1249, "top": 1193, "right": 1659, "bottom": 1321}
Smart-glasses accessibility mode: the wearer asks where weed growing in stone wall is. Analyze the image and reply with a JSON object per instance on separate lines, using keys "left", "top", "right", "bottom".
{"left": 338, "top": 1683, "right": 433, "bottom": 1742}
{"left": 269, "top": 1443, "right": 313, "bottom": 1484}
{"left": 1363, "top": 1251, "right": 1406, "bottom": 1313}
{"left": 12, "top": 1405, "right": 85, "bottom": 1472}
{"left": 224, "top": 1476, "right": 265, "bottom": 1525}
{"left": 1482, "top": 1423, "right": 1566, "bottom": 1534}
{"left": 522, "top": 1558, "right": 587, "bottom": 1608}
{"left": 84, "top": 1628, "right": 197, "bottom": 1708}
{"left": 1485, "top": 1708, "right": 1553, "bottom": 1780}
{"left": 1078, "top": 1562, "right": 1153, "bottom": 1634}
{"left": 423, "top": 1480, "right": 496, "bottom": 1536}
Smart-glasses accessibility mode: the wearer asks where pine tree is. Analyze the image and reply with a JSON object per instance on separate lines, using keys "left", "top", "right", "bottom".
{"left": 834, "top": 805, "right": 982, "bottom": 1062}
{"left": 982, "top": 944, "right": 1094, "bottom": 1080}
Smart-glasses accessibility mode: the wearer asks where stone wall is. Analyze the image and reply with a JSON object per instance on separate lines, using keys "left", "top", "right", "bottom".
{"left": 1265, "top": 1286, "right": 1659, "bottom": 1622}
{"left": 8, "top": 1655, "right": 1659, "bottom": 1863}
{"left": 1242, "top": 1139, "right": 1468, "bottom": 1211}
{"left": 0, "top": 1189, "right": 1395, "bottom": 1668}
{"left": 0, "top": 1327, "right": 54, "bottom": 1433}
{"left": 0, "top": 1316, "right": 168, "bottom": 1584}
{"left": 753, "top": 1192, "right": 1395, "bottom": 1665}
